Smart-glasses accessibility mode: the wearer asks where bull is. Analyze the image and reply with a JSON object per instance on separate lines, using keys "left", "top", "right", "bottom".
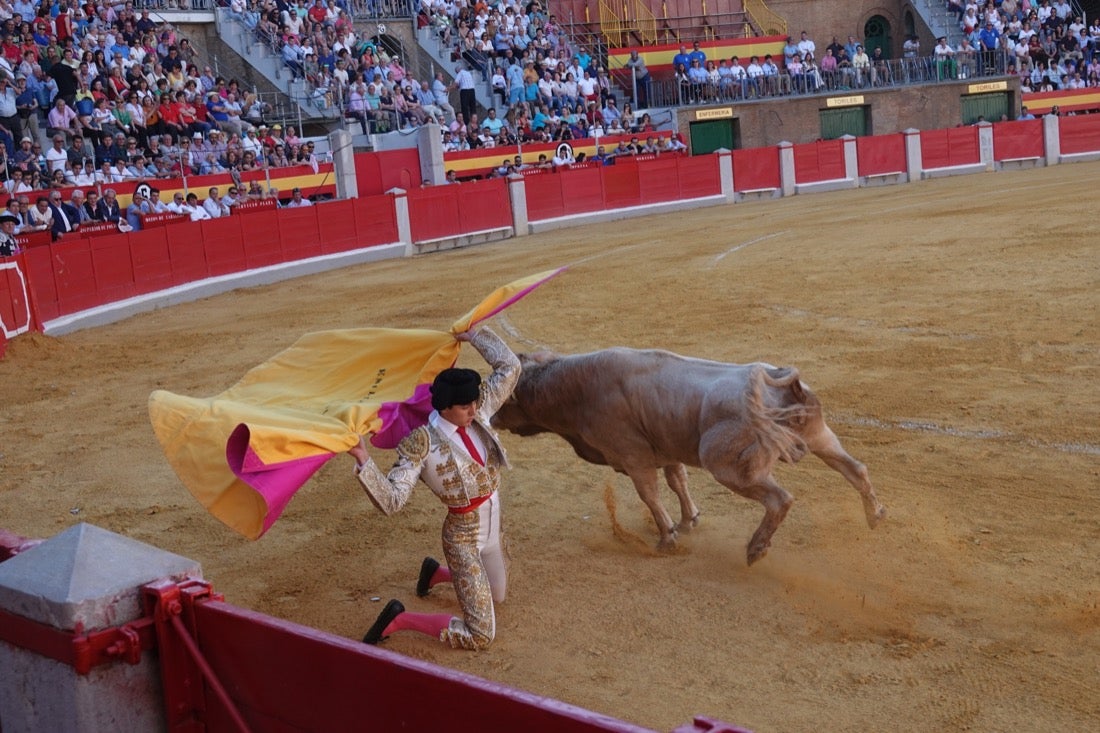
{"left": 492, "top": 348, "right": 886, "bottom": 565}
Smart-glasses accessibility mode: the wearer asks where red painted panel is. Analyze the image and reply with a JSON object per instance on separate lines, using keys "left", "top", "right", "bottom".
{"left": 856, "top": 134, "right": 907, "bottom": 176}
{"left": 275, "top": 207, "right": 322, "bottom": 262}
{"left": 128, "top": 228, "right": 174, "bottom": 295}
{"left": 524, "top": 173, "right": 566, "bottom": 221}
{"left": 732, "top": 147, "right": 781, "bottom": 191}
{"left": 316, "top": 199, "right": 363, "bottom": 253}
{"left": 191, "top": 600, "right": 657, "bottom": 733}
{"left": 454, "top": 178, "right": 512, "bottom": 233}
{"left": 1058, "top": 113, "right": 1100, "bottom": 155}
{"left": 793, "top": 139, "right": 847, "bottom": 183}
{"left": 676, "top": 154, "right": 722, "bottom": 198}
{"left": 636, "top": 156, "right": 682, "bottom": 203}
{"left": 234, "top": 210, "right": 284, "bottom": 269}
{"left": 354, "top": 149, "right": 421, "bottom": 196}
{"left": 602, "top": 164, "right": 643, "bottom": 208}
{"left": 558, "top": 167, "right": 605, "bottom": 214}
{"left": 51, "top": 238, "right": 100, "bottom": 314}
{"left": 352, "top": 194, "right": 399, "bottom": 246}
{"left": 0, "top": 257, "right": 31, "bottom": 335}
{"left": 921, "top": 126, "right": 980, "bottom": 169}
{"left": 21, "top": 245, "right": 58, "bottom": 321}
{"left": 992, "top": 119, "right": 1044, "bottom": 161}
{"left": 407, "top": 186, "right": 463, "bottom": 242}
{"left": 165, "top": 221, "right": 209, "bottom": 286}
{"left": 201, "top": 217, "right": 248, "bottom": 277}
{"left": 89, "top": 232, "right": 137, "bottom": 303}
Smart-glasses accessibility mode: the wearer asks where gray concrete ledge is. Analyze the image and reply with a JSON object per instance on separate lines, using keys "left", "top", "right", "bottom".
{"left": 528, "top": 195, "right": 726, "bottom": 234}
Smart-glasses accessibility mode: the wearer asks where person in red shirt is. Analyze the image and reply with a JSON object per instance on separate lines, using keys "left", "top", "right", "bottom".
{"left": 54, "top": 7, "right": 73, "bottom": 44}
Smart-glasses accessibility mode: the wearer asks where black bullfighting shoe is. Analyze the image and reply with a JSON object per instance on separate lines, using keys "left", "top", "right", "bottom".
{"left": 416, "top": 556, "right": 440, "bottom": 597}
{"left": 363, "top": 599, "right": 405, "bottom": 645}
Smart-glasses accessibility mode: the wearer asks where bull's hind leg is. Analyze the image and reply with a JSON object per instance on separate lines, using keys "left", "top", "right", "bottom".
{"left": 626, "top": 468, "right": 679, "bottom": 550}
{"left": 805, "top": 424, "right": 886, "bottom": 528}
{"left": 663, "top": 464, "right": 700, "bottom": 533}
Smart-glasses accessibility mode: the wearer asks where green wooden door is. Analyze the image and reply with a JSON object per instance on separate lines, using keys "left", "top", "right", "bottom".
{"left": 820, "top": 107, "right": 868, "bottom": 139}
{"left": 961, "top": 92, "right": 1009, "bottom": 124}
{"left": 863, "top": 15, "right": 892, "bottom": 57}
{"left": 689, "top": 119, "right": 736, "bottom": 155}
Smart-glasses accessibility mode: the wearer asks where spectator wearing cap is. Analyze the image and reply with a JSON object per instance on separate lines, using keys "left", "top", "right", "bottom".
{"left": 284, "top": 187, "right": 312, "bottom": 207}
{"left": 0, "top": 211, "right": 20, "bottom": 256}
{"left": 13, "top": 74, "right": 39, "bottom": 141}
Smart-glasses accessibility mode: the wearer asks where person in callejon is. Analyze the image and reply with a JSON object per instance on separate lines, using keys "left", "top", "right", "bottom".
{"left": 351, "top": 326, "right": 520, "bottom": 650}
{"left": 0, "top": 212, "right": 20, "bottom": 256}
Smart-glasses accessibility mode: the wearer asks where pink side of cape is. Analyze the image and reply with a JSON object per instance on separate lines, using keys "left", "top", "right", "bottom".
{"left": 226, "top": 423, "right": 335, "bottom": 536}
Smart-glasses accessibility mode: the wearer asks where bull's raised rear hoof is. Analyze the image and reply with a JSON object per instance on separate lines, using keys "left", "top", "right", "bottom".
{"left": 656, "top": 531, "right": 680, "bottom": 552}
{"left": 866, "top": 503, "right": 887, "bottom": 529}
{"left": 746, "top": 541, "right": 770, "bottom": 566}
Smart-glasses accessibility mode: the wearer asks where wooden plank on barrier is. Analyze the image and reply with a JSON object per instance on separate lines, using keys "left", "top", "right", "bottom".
{"left": 142, "top": 213, "right": 188, "bottom": 228}
{"left": 77, "top": 221, "right": 126, "bottom": 239}
{"left": 233, "top": 199, "right": 278, "bottom": 214}
{"left": 15, "top": 231, "right": 51, "bottom": 249}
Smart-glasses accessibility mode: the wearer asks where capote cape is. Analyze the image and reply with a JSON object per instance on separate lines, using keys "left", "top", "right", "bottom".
{"left": 148, "top": 268, "right": 563, "bottom": 540}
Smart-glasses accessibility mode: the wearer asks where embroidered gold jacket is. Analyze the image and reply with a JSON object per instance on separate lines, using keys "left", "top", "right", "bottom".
{"left": 356, "top": 328, "right": 519, "bottom": 515}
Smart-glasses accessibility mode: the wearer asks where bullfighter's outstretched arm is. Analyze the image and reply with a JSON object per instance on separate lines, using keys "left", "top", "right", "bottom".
{"left": 468, "top": 327, "right": 521, "bottom": 417}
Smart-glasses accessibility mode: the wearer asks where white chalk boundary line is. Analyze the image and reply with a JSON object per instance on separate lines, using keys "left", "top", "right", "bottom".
{"left": 834, "top": 414, "right": 1100, "bottom": 456}
{"left": 712, "top": 231, "right": 788, "bottom": 265}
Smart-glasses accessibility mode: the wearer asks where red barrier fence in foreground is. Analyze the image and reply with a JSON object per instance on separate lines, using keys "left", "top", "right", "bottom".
{"left": 919, "top": 126, "right": 981, "bottom": 169}
{"left": 856, "top": 133, "right": 908, "bottom": 177}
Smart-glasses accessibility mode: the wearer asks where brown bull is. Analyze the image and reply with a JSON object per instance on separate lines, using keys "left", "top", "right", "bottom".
{"left": 492, "top": 348, "right": 886, "bottom": 565}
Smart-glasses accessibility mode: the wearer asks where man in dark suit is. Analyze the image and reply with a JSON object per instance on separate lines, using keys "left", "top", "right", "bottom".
{"left": 96, "top": 188, "right": 122, "bottom": 222}
{"left": 47, "top": 190, "right": 79, "bottom": 240}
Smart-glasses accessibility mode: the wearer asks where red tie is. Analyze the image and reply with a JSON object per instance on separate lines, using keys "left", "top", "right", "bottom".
{"left": 456, "top": 425, "right": 484, "bottom": 466}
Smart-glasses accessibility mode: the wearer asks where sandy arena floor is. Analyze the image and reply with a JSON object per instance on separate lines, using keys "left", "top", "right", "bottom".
{"left": 2, "top": 162, "right": 1098, "bottom": 732}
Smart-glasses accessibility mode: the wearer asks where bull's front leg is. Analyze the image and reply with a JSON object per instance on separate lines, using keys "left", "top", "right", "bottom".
{"left": 627, "top": 468, "right": 679, "bottom": 550}
{"left": 663, "top": 464, "right": 701, "bottom": 533}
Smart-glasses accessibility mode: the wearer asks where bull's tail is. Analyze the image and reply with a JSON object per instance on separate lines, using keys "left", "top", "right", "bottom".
{"left": 745, "top": 365, "right": 810, "bottom": 464}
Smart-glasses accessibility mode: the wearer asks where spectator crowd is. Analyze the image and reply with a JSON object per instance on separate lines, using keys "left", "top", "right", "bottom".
{"left": 0, "top": 0, "right": 323, "bottom": 205}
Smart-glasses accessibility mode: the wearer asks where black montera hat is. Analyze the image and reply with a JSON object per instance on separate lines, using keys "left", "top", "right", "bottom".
{"left": 431, "top": 368, "right": 481, "bottom": 411}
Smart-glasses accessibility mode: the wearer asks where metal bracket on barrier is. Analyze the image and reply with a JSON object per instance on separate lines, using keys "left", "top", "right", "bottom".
{"left": 0, "top": 605, "right": 156, "bottom": 675}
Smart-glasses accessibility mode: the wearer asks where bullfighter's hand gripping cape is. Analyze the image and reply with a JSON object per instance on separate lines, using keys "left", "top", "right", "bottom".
{"left": 148, "top": 268, "right": 563, "bottom": 540}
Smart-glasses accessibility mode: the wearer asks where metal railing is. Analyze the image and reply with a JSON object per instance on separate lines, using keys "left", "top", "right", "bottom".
{"left": 635, "top": 49, "right": 1014, "bottom": 109}
{"left": 346, "top": 0, "right": 417, "bottom": 20}
{"left": 743, "top": 0, "right": 786, "bottom": 38}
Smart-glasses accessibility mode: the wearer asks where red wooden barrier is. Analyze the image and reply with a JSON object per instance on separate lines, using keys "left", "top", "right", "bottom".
{"left": 16, "top": 231, "right": 52, "bottom": 249}
{"left": 1057, "top": 113, "right": 1100, "bottom": 155}
{"left": 233, "top": 199, "right": 278, "bottom": 214}
{"left": 129, "top": 227, "right": 174, "bottom": 295}
{"left": 731, "top": 147, "right": 780, "bottom": 192}
{"left": 558, "top": 166, "right": 606, "bottom": 214}
{"left": 603, "top": 164, "right": 643, "bottom": 209}
{"left": 407, "top": 184, "right": 463, "bottom": 242}
{"left": 675, "top": 154, "right": 722, "bottom": 199}
{"left": 636, "top": 156, "right": 684, "bottom": 204}
{"left": 355, "top": 149, "right": 421, "bottom": 196}
{"left": 792, "top": 139, "right": 847, "bottom": 184}
{"left": 189, "top": 599, "right": 657, "bottom": 733}
{"left": 856, "top": 134, "right": 907, "bottom": 177}
{"left": 992, "top": 119, "right": 1044, "bottom": 161}
{"left": 454, "top": 178, "right": 512, "bottom": 234}
{"left": 352, "top": 193, "right": 400, "bottom": 246}
{"left": 276, "top": 207, "right": 323, "bottom": 261}
{"left": 89, "top": 230, "right": 138, "bottom": 304}
{"left": 524, "top": 171, "right": 567, "bottom": 221}
{"left": 920, "top": 126, "right": 980, "bottom": 169}
{"left": 0, "top": 257, "right": 35, "bottom": 341}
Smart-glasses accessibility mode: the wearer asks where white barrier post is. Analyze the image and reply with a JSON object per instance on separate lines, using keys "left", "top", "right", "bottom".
{"left": 387, "top": 188, "right": 413, "bottom": 256}
{"left": 977, "top": 121, "right": 994, "bottom": 171}
{"left": 328, "top": 128, "right": 357, "bottom": 199}
{"left": 508, "top": 173, "right": 529, "bottom": 236}
{"left": 903, "top": 128, "right": 923, "bottom": 181}
{"left": 716, "top": 148, "right": 735, "bottom": 204}
{"left": 0, "top": 524, "right": 201, "bottom": 733}
{"left": 1043, "top": 113, "right": 1061, "bottom": 165}
{"left": 778, "top": 141, "right": 795, "bottom": 197}
{"left": 841, "top": 134, "right": 858, "bottom": 184}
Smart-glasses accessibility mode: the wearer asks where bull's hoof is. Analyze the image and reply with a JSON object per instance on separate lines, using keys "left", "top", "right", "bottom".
{"left": 656, "top": 532, "right": 679, "bottom": 552}
{"left": 866, "top": 504, "right": 887, "bottom": 529}
{"left": 746, "top": 542, "right": 770, "bottom": 566}
{"left": 675, "top": 513, "right": 701, "bottom": 534}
